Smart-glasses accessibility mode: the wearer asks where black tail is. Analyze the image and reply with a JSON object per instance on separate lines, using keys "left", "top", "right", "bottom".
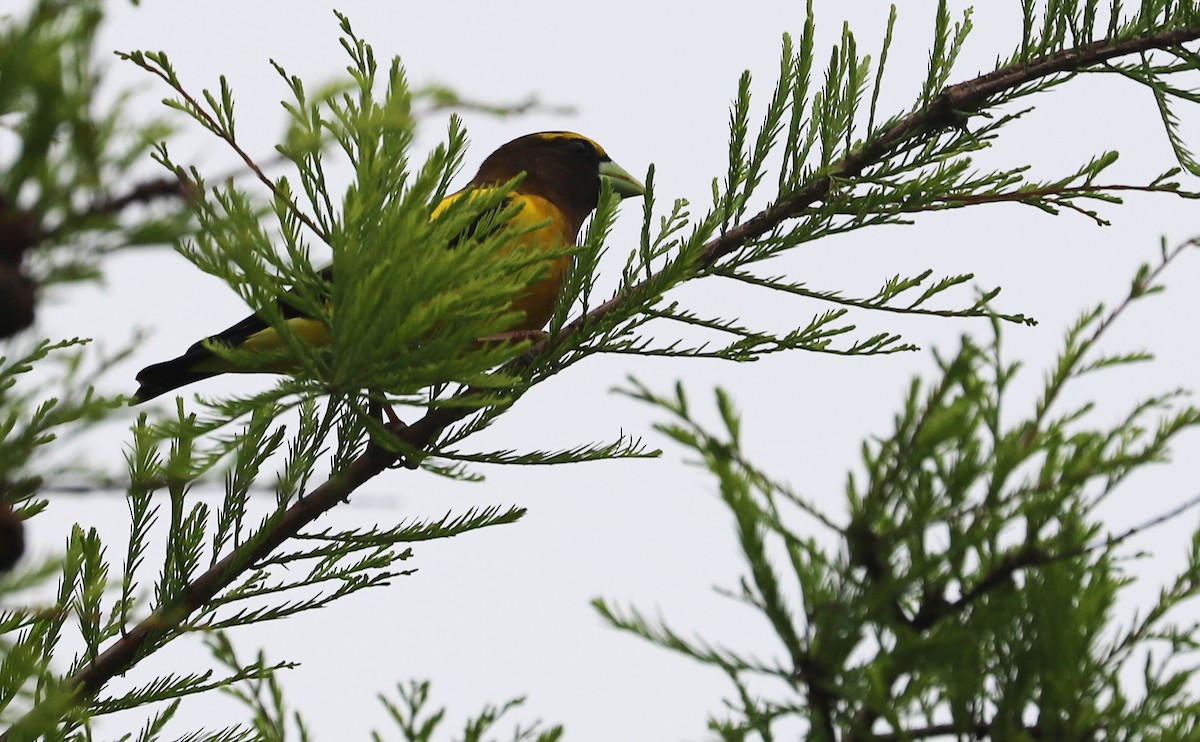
{"left": 132, "top": 306, "right": 280, "bottom": 403}
{"left": 132, "top": 349, "right": 218, "bottom": 404}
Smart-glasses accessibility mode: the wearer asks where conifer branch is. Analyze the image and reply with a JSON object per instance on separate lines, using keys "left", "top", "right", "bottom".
{"left": 693, "top": 27, "right": 1200, "bottom": 272}
{"left": 0, "top": 442, "right": 402, "bottom": 740}
{"left": 13, "top": 22, "right": 1200, "bottom": 738}
{"left": 519, "top": 26, "right": 1200, "bottom": 366}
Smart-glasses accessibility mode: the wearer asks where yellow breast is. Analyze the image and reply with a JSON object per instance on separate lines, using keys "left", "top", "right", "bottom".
{"left": 499, "top": 193, "right": 573, "bottom": 331}
{"left": 434, "top": 189, "right": 574, "bottom": 332}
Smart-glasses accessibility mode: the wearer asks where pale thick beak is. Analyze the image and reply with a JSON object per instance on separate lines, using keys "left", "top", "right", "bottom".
{"left": 599, "top": 159, "right": 646, "bottom": 198}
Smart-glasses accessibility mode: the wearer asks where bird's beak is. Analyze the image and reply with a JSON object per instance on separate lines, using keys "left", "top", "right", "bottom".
{"left": 599, "top": 160, "right": 646, "bottom": 198}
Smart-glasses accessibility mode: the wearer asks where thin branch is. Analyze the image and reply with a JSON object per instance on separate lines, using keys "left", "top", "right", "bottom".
{"left": 412, "top": 89, "right": 576, "bottom": 119}
{"left": 909, "top": 487, "right": 1200, "bottom": 633}
{"left": 717, "top": 269, "right": 1035, "bottom": 324}
{"left": 860, "top": 717, "right": 1088, "bottom": 741}
{"left": 118, "top": 53, "right": 331, "bottom": 244}
{"left": 930, "top": 181, "right": 1194, "bottom": 205}
{"left": 41, "top": 152, "right": 293, "bottom": 245}
{"left": 1089, "top": 488, "right": 1200, "bottom": 554}
{"left": 49, "top": 176, "right": 188, "bottom": 236}
{"left": 861, "top": 719, "right": 993, "bottom": 741}
{"left": 869, "top": 182, "right": 1199, "bottom": 225}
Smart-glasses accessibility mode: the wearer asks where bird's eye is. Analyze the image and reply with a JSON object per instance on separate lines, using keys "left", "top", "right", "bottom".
{"left": 568, "top": 139, "right": 592, "bottom": 157}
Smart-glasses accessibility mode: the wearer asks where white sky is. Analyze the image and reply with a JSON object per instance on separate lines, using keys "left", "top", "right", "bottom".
{"left": 25, "top": 1, "right": 1200, "bottom": 739}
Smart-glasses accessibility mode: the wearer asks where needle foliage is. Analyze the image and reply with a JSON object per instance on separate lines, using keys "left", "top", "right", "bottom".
{"left": 3, "top": 1, "right": 1200, "bottom": 739}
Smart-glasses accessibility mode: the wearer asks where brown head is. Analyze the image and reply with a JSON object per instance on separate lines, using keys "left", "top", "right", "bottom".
{"left": 469, "top": 132, "right": 645, "bottom": 236}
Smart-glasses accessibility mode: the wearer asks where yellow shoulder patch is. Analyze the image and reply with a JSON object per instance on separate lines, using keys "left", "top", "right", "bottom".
{"left": 431, "top": 186, "right": 510, "bottom": 219}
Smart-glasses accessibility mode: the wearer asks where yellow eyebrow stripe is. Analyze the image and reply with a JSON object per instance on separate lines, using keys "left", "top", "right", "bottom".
{"left": 536, "top": 131, "right": 608, "bottom": 157}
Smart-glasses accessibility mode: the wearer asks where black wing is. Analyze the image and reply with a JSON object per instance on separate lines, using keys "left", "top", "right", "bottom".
{"left": 133, "top": 266, "right": 333, "bottom": 403}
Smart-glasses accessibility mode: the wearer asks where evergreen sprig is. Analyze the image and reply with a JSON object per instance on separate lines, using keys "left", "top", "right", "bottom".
{"left": 375, "top": 680, "right": 563, "bottom": 742}
{"left": 604, "top": 239, "right": 1200, "bottom": 740}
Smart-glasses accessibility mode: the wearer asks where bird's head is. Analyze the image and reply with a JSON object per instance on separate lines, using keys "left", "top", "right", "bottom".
{"left": 471, "top": 131, "right": 645, "bottom": 232}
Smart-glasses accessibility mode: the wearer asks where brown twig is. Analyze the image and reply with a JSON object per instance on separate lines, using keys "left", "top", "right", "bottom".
{"left": 31, "top": 150, "right": 292, "bottom": 249}
{"left": 859, "top": 719, "right": 993, "bottom": 741}
{"left": 117, "top": 52, "right": 331, "bottom": 245}
{"left": 36, "top": 176, "right": 189, "bottom": 246}
{"left": 412, "top": 88, "right": 577, "bottom": 119}
{"left": 7, "top": 25, "right": 1200, "bottom": 740}
{"left": 859, "top": 182, "right": 1199, "bottom": 226}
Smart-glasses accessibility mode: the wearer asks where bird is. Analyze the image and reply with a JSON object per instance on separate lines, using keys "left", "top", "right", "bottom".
{"left": 132, "top": 131, "right": 646, "bottom": 403}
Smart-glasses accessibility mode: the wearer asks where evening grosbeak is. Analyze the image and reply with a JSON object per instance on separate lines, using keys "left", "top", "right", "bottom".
{"left": 133, "top": 132, "right": 645, "bottom": 402}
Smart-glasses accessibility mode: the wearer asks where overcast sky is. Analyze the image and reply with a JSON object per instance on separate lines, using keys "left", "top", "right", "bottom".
{"left": 26, "top": 1, "right": 1200, "bottom": 739}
